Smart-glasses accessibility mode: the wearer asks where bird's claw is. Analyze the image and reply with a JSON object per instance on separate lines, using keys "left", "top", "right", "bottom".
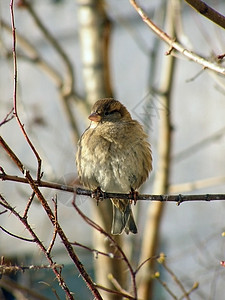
{"left": 91, "top": 187, "right": 105, "bottom": 206}
{"left": 129, "top": 188, "right": 138, "bottom": 205}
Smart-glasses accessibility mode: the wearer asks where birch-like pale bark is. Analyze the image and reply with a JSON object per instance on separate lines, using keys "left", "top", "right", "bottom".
{"left": 77, "top": 1, "right": 125, "bottom": 299}
{"left": 77, "top": 0, "right": 113, "bottom": 106}
{"left": 137, "top": 1, "right": 177, "bottom": 299}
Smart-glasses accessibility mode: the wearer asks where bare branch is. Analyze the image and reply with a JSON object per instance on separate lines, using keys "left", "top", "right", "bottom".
{"left": 155, "top": 275, "right": 178, "bottom": 300}
{"left": 173, "top": 125, "right": 225, "bottom": 163}
{"left": 0, "top": 276, "right": 52, "bottom": 300}
{"left": 162, "top": 260, "right": 191, "bottom": 300}
{"left": 0, "top": 108, "right": 14, "bottom": 127}
{"left": 169, "top": 176, "right": 225, "bottom": 194}
{"left": 184, "top": 0, "right": 225, "bottom": 29}
{"left": 71, "top": 241, "right": 123, "bottom": 260}
{"left": 94, "top": 283, "right": 135, "bottom": 300}
{"left": 0, "top": 262, "right": 63, "bottom": 274}
{"left": 21, "top": 0, "right": 74, "bottom": 97}
{"left": 23, "top": 191, "right": 35, "bottom": 219}
{"left": 0, "top": 194, "right": 73, "bottom": 299}
{"left": 0, "top": 139, "right": 25, "bottom": 173}
{"left": 1, "top": 19, "right": 86, "bottom": 144}
{"left": 135, "top": 256, "right": 159, "bottom": 275}
{"left": 0, "top": 225, "right": 35, "bottom": 243}
{"left": 10, "top": 0, "right": 42, "bottom": 181}
{"left": 153, "top": 253, "right": 199, "bottom": 300}
{"left": 72, "top": 199, "right": 138, "bottom": 299}
{"left": 19, "top": 0, "right": 88, "bottom": 144}
{"left": 137, "top": 3, "right": 176, "bottom": 297}
{"left": 1, "top": 20, "right": 63, "bottom": 88}
{"left": 130, "top": 0, "right": 225, "bottom": 75}
{"left": 1, "top": 168, "right": 225, "bottom": 203}
{"left": 182, "top": 282, "right": 199, "bottom": 300}
{"left": 108, "top": 274, "right": 134, "bottom": 297}
{"left": 0, "top": 139, "right": 102, "bottom": 299}
{"left": 47, "top": 196, "right": 58, "bottom": 255}
{"left": 24, "top": 171, "right": 102, "bottom": 299}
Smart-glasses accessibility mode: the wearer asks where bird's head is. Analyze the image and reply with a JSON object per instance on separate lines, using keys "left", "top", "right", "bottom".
{"left": 88, "top": 98, "right": 132, "bottom": 124}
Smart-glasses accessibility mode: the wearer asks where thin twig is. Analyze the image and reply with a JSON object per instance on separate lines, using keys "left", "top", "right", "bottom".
{"left": 71, "top": 241, "right": 123, "bottom": 260}
{"left": 1, "top": 20, "right": 63, "bottom": 88}
{"left": 1, "top": 19, "right": 85, "bottom": 144}
{"left": 0, "top": 140, "right": 102, "bottom": 299}
{"left": 22, "top": 0, "right": 74, "bottom": 97}
{"left": 108, "top": 273, "right": 135, "bottom": 299}
{"left": 0, "top": 276, "right": 52, "bottom": 300}
{"left": 0, "top": 225, "right": 35, "bottom": 243}
{"left": 169, "top": 176, "right": 225, "bottom": 194}
{"left": 173, "top": 125, "right": 225, "bottom": 163}
{"left": 130, "top": 0, "right": 225, "bottom": 75}
{"left": 0, "top": 108, "right": 14, "bottom": 127}
{"left": 23, "top": 191, "right": 35, "bottom": 219}
{"left": 135, "top": 256, "right": 159, "bottom": 275}
{"left": 0, "top": 194, "right": 73, "bottom": 299}
{"left": 0, "top": 263, "right": 63, "bottom": 274}
{"left": 0, "top": 139, "right": 25, "bottom": 173}
{"left": 10, "top": 0, "right": 42, "bottom": 181}
{"left": 38, "top": 281, "right": 61, "bottom": 300}
{"left": 162, "top": 261, "right": 190, "bottom": 300}
{"left": 137, "top": 2, "right": 176, "bottom": 298}
{"left": 179, "top": 282, "right": 199, "bottom": 300}
{"left": 24, "top": 170, "right": 102, "bottom": 299}
{"left": 94, "top": 283, "right": 135, "bottom": 300}
{"left": 72, "top": 198, "right": 138, "bottom": 299}
{"left": 47, "top": 196, "right": 58, "bottom": 255}
{"left": 156, "top": 276, "right": 178, "bottom": 299}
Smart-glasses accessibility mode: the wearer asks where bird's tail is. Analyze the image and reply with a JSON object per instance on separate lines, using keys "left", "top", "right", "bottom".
{"left": 111, "top": 200, "right": 137, "bottom": 235}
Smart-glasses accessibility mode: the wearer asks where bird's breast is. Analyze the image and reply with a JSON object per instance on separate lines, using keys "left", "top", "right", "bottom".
{"left": 77, "top": 122, "right": 152, "bottom": 193}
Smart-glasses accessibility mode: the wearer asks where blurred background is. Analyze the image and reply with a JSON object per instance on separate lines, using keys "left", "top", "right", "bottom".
{"left": 1, "top": 0, "right": 225, "bottom": 299}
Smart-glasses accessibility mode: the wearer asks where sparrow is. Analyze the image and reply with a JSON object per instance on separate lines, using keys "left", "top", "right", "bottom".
{"left": 76, "top": 98, "right": 152, "bottom": 235}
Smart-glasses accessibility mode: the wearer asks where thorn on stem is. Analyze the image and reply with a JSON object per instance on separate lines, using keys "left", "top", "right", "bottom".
{"left": 205, "top": 194, "right": 210, "bottom": 201}
{"left": 176, "top": 194, "right": 183, "bottom": 206}
{"left": 0, "top": 167, "right": 6, "bottom": 176}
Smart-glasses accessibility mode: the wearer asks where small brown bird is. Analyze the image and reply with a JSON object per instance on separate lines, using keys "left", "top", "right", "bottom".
{"left": 76, "top": 98, "right": 152, "bottom": 235}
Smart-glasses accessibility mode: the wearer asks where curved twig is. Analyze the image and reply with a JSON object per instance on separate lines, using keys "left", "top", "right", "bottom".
{"left": 10, "top": 0, "right": 42, "bottom": 181}
{"left": 130, "top": 0, "right": 225, "bottom": 76}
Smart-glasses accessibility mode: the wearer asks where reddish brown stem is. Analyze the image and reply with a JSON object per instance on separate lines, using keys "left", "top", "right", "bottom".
{"left": 10, "top": 0, "right": 42, "bottom": 181}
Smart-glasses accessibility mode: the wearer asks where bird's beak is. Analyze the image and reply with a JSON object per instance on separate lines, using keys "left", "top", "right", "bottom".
{"left": 88, "top": 112, "right": 102, "bottom": 122}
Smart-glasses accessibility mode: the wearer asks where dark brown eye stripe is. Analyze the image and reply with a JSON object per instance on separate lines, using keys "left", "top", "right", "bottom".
{"left": 104, "top": 109, "right": 118, "bottom": 116}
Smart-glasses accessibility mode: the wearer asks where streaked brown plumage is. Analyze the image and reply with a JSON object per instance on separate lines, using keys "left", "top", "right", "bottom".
{"left": 76, "top": 98, "right": 152, "bottom": 234}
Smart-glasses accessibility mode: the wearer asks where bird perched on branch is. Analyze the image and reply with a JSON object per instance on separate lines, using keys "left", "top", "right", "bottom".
{"left": 76, "top": 98, "right": 152, "bottom": 235}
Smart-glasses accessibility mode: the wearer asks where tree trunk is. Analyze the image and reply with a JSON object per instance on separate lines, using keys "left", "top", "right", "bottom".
{"left": 138, "top": 1, "right": 177, "bottom": 299}
{"left": 77, "top": 1, "right": 125, "bottom": 299}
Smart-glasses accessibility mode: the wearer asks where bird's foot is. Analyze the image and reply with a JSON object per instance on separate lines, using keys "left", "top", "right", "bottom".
{"left": 129, "top": 188, "right": 138, "bottom": 205}
{"left": 91, "top": 187, "right": 105, "bottom": 206}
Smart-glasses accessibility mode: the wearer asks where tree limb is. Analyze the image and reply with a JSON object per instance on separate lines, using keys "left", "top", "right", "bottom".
{"left": 130, "top": 0, "right": 225, "bottom": 76}
{"left": 1, "top": 170, "right": 225, "bottom": 203}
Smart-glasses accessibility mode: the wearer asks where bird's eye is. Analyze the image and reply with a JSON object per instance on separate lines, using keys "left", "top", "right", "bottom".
{"left": 104, "top": 110, "right": 117, "bottom": 116}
